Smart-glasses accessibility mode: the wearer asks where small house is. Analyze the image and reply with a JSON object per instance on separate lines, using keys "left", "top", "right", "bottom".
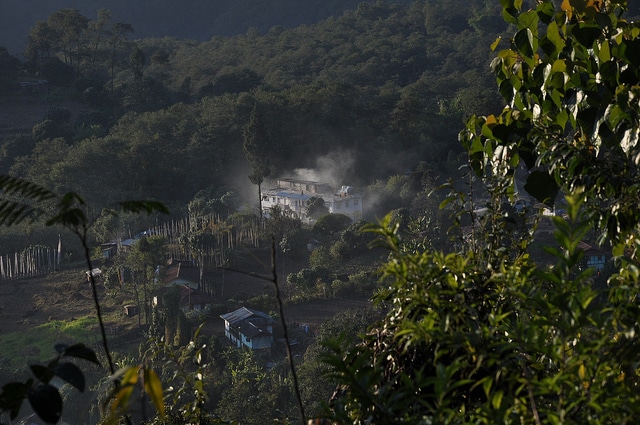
{"left": 220, "top": 307, "right": 275, "bottom": 350}
{"left": 154, "top": 284, "right": 214, "bottom": 312}
{"left": 578, "top": 241, "right": 608, "bottom": 271}
{"left": 163, "top": 259, "right": 201, "bottom": 289}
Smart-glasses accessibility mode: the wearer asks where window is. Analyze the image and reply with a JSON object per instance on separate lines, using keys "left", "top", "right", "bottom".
{"left": 354, "top": 199, "right": 359, "bottom": 206}
{"left": 272, "top": 197, "right": 275, "bottom": 202}
{"left": 345, "top": 201, "right": 350, "bottom": 208}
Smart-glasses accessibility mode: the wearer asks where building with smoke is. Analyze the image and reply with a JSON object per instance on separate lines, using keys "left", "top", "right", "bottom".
{"left": 261, "top": 178, "right": 363, "bottom": 223}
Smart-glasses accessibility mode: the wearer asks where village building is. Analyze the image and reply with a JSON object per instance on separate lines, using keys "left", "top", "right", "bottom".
{"left": 154, "top": 284, "right": 214, "bottom": 312}
{"left": 261, "top": 178, "right": 363, "bottom": 223}
{"left": 151, "top": 259, "right": 214, "bottom": 312}
{"left": 220, "top": 307, "right": 276, "bottom": 350}
{"left": 577, "top": 241, "right": 608, "bottom": 271}
{"left": 163, "top": 258, "right": 201, "bottom": 289}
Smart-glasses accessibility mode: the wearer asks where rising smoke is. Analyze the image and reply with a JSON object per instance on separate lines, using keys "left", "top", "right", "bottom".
{"left": 287, "top": 149, "right": 356, "bottom": 188}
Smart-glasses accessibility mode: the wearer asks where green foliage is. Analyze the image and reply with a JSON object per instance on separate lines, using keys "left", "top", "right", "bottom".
{"left": 0, "top": 343, "right": 99, "bottom": 424}
{"left": 325, "top": 1, "right": 640, "bottom": 424}
{"left": 2, "top": 1, "right": 504, "bottom": 224}
{"left": 313, "top": 214, "right": 352, "bottom": 237}
{"left": 329, "top": 239, "right": 351, "bottom": 262}
{"left": 0, "top": 316, "right": 101, "bottom": 370}
{"left": 0, "top": 174, "right": 168, "bottom": 423}
{"left": 460, "top": 0, "right": 640, "bottom": 250}
{"left": 216, "top": 348, "right": 297, "bottom": 424}
{"left": 307, "top": 197, "right": 329, "bottom": 219}
{"left": 327, "top": 194, "right": 640, "bottom": 423}
{"left": 308, "top": 246, "right": 334, "bottom": 274}
{"left": 298, "top": 308, "right": 380, "bottom": 419}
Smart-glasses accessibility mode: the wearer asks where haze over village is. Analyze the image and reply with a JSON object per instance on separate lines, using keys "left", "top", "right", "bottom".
{"left": 1, "top": 1, "right": 640, "bottom": 424}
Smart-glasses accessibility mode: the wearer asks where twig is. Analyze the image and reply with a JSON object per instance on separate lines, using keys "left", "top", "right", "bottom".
{"left": 220, "top": 240, "right": 307, "bottom": 423}
{"left": 270, "top": 236, "right": 306, "bottom": 424}
{"left": 77, "top": 226, "right": 116, "bottom": 375}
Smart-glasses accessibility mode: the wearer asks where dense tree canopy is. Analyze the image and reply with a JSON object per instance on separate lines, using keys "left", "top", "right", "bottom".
{"left": 326, "top": 0, "right": 640, "bottom": 423}
{"left": 0, "top": 0, "right": 509, "bottom": 228}
{"left": 9, "top": 0, "right": 640, "bottom": 423}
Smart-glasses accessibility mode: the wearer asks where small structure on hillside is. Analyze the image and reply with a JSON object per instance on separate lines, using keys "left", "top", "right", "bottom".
{"left": 261, "top": 178, "right": 363, "bottom": 223}
{"left": 220, "top": 307, "right": 275, "bottom": 350}
{"left": 154, "top": 284, "right": 214, "bottom": 312}
{"left": 578, "top": 241, "right": 609, "bottom": 271}
{"left": 163, "top": 259, "right": 201, "bottom": 289}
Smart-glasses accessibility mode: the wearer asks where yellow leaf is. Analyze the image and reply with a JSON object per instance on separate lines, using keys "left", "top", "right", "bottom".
{"left": 485, "top": 114, "right": 498, "bottom": 125}
{"left": 561, "top": 0, "right": 572, "bottom": 21}
{"left": 111, "top": 385, "right": 135, "bottom": 415}
{"left": 143, "top": 368, "right": 165, "bottom": 417}
{"left": 121, "top": 365, "right": 141, "bottom": 386}
{"left": 491, "top": 37, "right": 502, "bottom": 51}
{"left": 109, "top": 365, "right": 140, "bottom": 415}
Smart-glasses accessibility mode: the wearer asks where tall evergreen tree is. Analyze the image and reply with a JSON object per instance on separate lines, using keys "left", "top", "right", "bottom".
{"left": 243, "top": 104, "right": 271, "bottom": 221}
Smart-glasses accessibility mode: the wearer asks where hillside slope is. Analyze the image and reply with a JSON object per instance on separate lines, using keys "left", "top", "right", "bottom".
{"left": 0, "top": 0, "right": 413, "bottom": 55}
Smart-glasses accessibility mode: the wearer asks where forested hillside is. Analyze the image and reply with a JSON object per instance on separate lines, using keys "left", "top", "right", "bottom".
{"left": 0, "top": 0, "right": 414, "bottom": 55}
{"left": 0, "top": 0, "right": 506, "bottom": 250}
{"left": 4, "top": 1, "right": 640, "bottom": 424}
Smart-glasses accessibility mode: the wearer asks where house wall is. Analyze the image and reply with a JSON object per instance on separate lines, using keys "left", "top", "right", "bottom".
{"left": 261, "top": 186, "right": 363, "bottom": 222}
{"left": 326, "top": 194, "right": 363, "bottom": 221}
{"left": 167, "top": 278, "right": 198, "bottom": 289}
{"left": 243, "top": 335, "right": 272, "bottom": 349}
{"left": 261, "top": 193, "right": 310, "bottom": 219}
{"left": 586, "top": 254, "right": 606, "bottom": 270}
{"left": 224, "top": 320, "right": 273, "bottom": 349}
{"left": 276, "top": 178, "right": 332, "bottom": 194}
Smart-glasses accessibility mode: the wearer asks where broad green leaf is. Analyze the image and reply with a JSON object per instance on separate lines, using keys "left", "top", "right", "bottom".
{"left": 551, "top": 59, "right": 567, "bottom": 73}
{"left": 605, "top": 104, "right": 628, "bottom": 129}
{"left": 619, "top": 38, "right": 640, "bottom": 67}
{"left": 599, "top": 60, "right": 618, "bottom": 85}
{"left": 524, "top": 170, "right": 559, "bottom": 205}
{"left": 492, "top": 390, "right": 504, "bottom": 409}
{"left": 109, "top": 366, "right": 139, "bottom": 416}
{"left": 502, "top": 7, "right": 519, "bottom": 26}
{"left": 110, "top": 385, "right": 135, "bottom": 415}
{"left": 572, "top": 23, "right": 602, "bottom": 47}
{"left": 546, "top": 21, "right": 564, "bottom": 54}
{"left": 597, "top": 39, "right": 611, "bottom": 62}
{"left": 514, "top": 28, "right": 534, "bottom": 58}
{"left": 518, "top": 10, "right": 539, "bottom": 34}
{"left": 536, "top": 1, "right": 555, "bottom": 25}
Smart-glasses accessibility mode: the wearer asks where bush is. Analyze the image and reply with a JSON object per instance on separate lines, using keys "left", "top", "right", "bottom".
{"left": 329, "top": 240, "right": 351, "bottom": 262}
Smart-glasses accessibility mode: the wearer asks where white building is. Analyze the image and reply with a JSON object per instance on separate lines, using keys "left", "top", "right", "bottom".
{"left": 261, "top": 178, "right": 363, "bottom": 223}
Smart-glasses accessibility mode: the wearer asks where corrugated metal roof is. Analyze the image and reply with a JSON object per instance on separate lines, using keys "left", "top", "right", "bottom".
{"left": 274, "top": 191, "right": 311, "bottom": 200}
{"left": 220, "top": 306, "right": 272, "bottom": 325}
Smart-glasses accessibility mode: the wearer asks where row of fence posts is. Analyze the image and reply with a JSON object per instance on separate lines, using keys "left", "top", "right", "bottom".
{"left": 0, "top": 242, "right": 61, "bottom": 282}
{"left": 1, "top": 213, "right": 263, "bottom": 282}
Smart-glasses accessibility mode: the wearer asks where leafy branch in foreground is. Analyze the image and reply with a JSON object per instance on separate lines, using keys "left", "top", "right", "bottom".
{"left": 0, "top": 343, "right": 100, "bottom": 424}
{"left": 0, "top": 174, "right": 169, "bottom": 423}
